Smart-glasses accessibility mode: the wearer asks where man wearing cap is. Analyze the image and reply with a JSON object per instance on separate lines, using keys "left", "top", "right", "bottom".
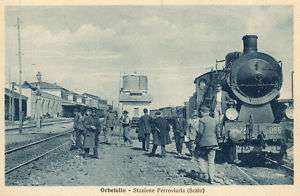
{"left": 138, "top": 108, "right": 152, "bottom": 151}
{"left": 186, "top": 110, "right": 199, "bottom": 161}
{"left": 150, "top": 111, "right": 171, "bottom": 158}
{"left": 211, "top": 83, "right": 232, "bottom": 123}
{"left": 173, "top": 112, "right": 187, "bottom": 156}
{"left": 83, "top": 108, "right": 99, "bottom": 159}
{"left": 70, "top": 108, "right": 81, "bottom": 150}
{"left": 195, "top": 106, "right": 219, "bottom": 184}
{"left": 104, "top": 108, "right": 114, "bottom": 144}
{"left": 121, "top": 110, "right": 133, "bottom": 146}
{"left": 92, "top": 109, "right": 101, "bottom": 159}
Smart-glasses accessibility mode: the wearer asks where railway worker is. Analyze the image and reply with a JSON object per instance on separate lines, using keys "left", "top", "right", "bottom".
{"left": 138, "top": 108, "right": 152, "bottom": 151}
{"left": 83, "top": 108, "right": 99, "bottom": 159}
{"left": 211, "top": 83, "right": 232, "bottom": 124}
{"left": 173, "top": 112, "right": 187, "bottom": 156}
{"left": 121, "top": 110, "right": 133, "bottom": 146}
{"left": 185, "top": 110, "right": 199, "bottom": 161}
{"left": 92, "top": 109, "right": 101, "bottom": 158}
{"left": 195, "top": 106, "right": 219, "bottom": 184}
{"left": 149, "top": 111, "right": 172, "bottom": 158}
{"left": 70, "top": 108, "right": 81, "bottom": 150}
{"left": 104, "top": 108, "right": 115, "bottom": 144}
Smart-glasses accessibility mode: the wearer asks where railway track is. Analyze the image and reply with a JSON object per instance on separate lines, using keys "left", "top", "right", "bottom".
{"left": 5, "top": 119, "right": 73, "bottom": 132}
{"left": 231, "top": 156, "right": 294, "bottom": 185}
{"left": 5, "top": 130, "right": 73, "bottom": 175}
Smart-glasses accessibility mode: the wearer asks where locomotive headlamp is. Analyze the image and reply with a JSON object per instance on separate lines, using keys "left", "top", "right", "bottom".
{"left": 225, "top": 108, "right": 239, "bottom": 120}
{"left": 285, "top": 106, "right": 293, "bottom": 120}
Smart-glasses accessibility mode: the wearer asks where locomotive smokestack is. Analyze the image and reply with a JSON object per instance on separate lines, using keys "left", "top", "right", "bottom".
{"left": 242, "top": 35, "right": 258, "bottom": 53}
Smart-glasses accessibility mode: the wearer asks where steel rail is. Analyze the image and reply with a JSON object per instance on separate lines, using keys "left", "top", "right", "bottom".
{"left": 232, "top": 165, "right": 260, "bottom": 185}
{"left": 5, "top": 141, "right": 70, "bottom": 174}
{"left": 263, "top": 157, "right": 294, "bottom": 174}
{"left": 5, "top": 119, "right": 73, "bottom": 131}
{"left": 5, "top": 130, "right": 73, "bottom": 154}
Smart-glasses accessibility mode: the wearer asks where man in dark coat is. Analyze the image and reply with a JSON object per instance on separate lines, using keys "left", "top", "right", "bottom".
{"left": 173, "top": 113, "right": 187, "bottom": 155}
{"left": 150, "top": 111, "right": 171, "bottom": 157}
{"left": 138, "top": 108, "right": 152, "bottom": 151}
{"left": 195, "top": 106, "right": 219, "bottom": 184}
{"left": 92, "top": 109, "right": 101, "bottom": 159}
{"left": 70, "top": 108, "right": 81, "bottom": 150}
{"left": 104, "top": 108, "right": 115, "bottom": 144}
{"left": 83, "top": 108, "right": 99, "bottom": 159}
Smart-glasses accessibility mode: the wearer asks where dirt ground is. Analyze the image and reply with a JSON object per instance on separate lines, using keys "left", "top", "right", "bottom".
{"left": 5, "top": 130, "right": 293, "bottom": 186}
{"left": 6, "top": 133, "right": 234, "bottom": 186}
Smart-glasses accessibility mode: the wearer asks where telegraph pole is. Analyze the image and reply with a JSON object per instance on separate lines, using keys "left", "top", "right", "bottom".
{"left": 291, "top": 71, "right": 294, "bottom": 99}
{"left": 17, "top": 17, "right": 23, "bottom": 134}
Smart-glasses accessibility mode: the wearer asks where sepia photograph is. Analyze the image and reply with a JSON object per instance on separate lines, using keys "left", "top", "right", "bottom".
{"left": 2, "top": 2, "right": 294, "bottom": 189}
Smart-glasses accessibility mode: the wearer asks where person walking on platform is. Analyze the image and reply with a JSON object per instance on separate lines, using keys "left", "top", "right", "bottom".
{"left": 173, "top": 113, "right": 187, "bottom": 156}
{"left": 186, "top": 110, "right": 199, "bottom": 162}
{"left": 92, "top": 109, "right": 101, "bottom": 159}
{"left": 70, "top": 108, "right": 81, "bottom": 150}
{"left": 83, "top": 108, "right": 99, "bottom": 159}
{"left": 121, "top": 110, "right": 133, "bottom": 146}
{"left": 138, "top": 108, "right": 152, "bottom": 151}
{"left": 104, "top": 108, "right": 114, "bottom": 144}
{"left": 195, "top": 106, "right": 219, "bottom": 184}
{"left": 150, "top": 111, "right": 171, "bottom": 158}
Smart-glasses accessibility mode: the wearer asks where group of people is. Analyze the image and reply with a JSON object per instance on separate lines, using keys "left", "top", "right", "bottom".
{"left": 137, "top": 83, "right": 234, "bottom": 184}
{"left": 71, "top": 107, "right": 118, "bottom": 159}
{"left": 137, "top": 106, "right": 219, "bottom": 184}
{"left": 70, "top": 83, "right": 234, "bottom": 184}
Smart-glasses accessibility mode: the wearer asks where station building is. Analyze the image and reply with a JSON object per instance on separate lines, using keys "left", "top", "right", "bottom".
{"left": 4, "top": 88, "right": 28, "bottom": 121}
{"left": 5, "top": 71, "right": 109, "bottom": 120}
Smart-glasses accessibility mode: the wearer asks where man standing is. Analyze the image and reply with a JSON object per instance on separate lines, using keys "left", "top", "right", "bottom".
{"left": 150, "top": 111, "right": 171, "bottom": 158}
{"left": 92, "top": 109, "right": 101, "bottom": 159}
{"left": 104, "top": 108, "right": 114, "bottom": 144}
{"left": 121, "top": 110, "right": 133, "bottom": 146}
{"left": 186, "top": 110, "right": 199, "bottom": 161}
{"left": 173, "top": 113, "right": 187, "bottom": 156}
{"left": 211, "top": 83, "right": 232, "bottom": 123}
{"left": 70, "top": 108, "right": 80, "bottom": 150}
{"left": 138, "top": 108, "right": 152, "bottom": 151}
{"left": 195, "top": 106, "right": 219, "bottom": 184}
{"left": 83, "top": 108, "right": 99, "bottom": 159}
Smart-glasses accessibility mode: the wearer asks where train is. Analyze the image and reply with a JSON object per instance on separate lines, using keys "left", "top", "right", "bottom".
{"left": 186, "top": 35, "right": 293, "bottom": 163}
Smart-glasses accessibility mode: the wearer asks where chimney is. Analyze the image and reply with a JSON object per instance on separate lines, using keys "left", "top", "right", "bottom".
{"left": 242, "top": 35, "right": 258, "bottom": 53}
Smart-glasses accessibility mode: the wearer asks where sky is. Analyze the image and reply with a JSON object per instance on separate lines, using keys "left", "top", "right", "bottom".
{"left": 5, "top": 6, "right": 293, "bottom": 109}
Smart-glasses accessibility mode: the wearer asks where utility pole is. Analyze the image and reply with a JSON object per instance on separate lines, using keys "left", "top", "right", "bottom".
{"left": 17, "top": 17, "right": 23, "bottom": 134}
{"left": 291, "top": 71, "right": 294, "bottom": 99}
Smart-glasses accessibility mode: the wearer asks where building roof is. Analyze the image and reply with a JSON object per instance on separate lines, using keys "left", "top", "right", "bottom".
{"left": 5, "top": 88, "right": 28, "bottom": 100}
{"left": 119, "top": 94, "right": 152, "bottom": 103}
{"left": 29, "top": 81, "right": 66, "bottom": 90}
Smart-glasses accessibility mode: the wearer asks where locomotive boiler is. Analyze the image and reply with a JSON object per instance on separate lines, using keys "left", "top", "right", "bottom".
{"left": 189, "top": 35, "right": 293, "bottom": 163}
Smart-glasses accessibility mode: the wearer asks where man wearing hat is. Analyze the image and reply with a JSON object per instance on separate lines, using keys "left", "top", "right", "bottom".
{"left": 173, "top": 112, "right": 187, "bottom": 156}
{"left": 149, "top": 111, "right": 171, "bottom": 158}
{"left": 138, "top": 108, "right": 152, "bottom": 151}
{"left": 121, "top": 110, "right": 133, "bottom": 146}
{"left": 70, "top": 108, "right": 82, "bottom": 150}
{"left": 83, "top": 108, "right": 99, "bottom": 159}
{"left": 195, "top": 106, "right": 219, "bottom": 184}
{"left": 211, "top": 83, "right": 232, "bottom": 123}
{"left": 185, "top": 110, "right": 199, "bottom": 161}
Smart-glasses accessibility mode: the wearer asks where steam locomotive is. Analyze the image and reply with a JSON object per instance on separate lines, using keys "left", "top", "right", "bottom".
{"left": 187, "top": 35, "right": 293, "bottom": 162}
